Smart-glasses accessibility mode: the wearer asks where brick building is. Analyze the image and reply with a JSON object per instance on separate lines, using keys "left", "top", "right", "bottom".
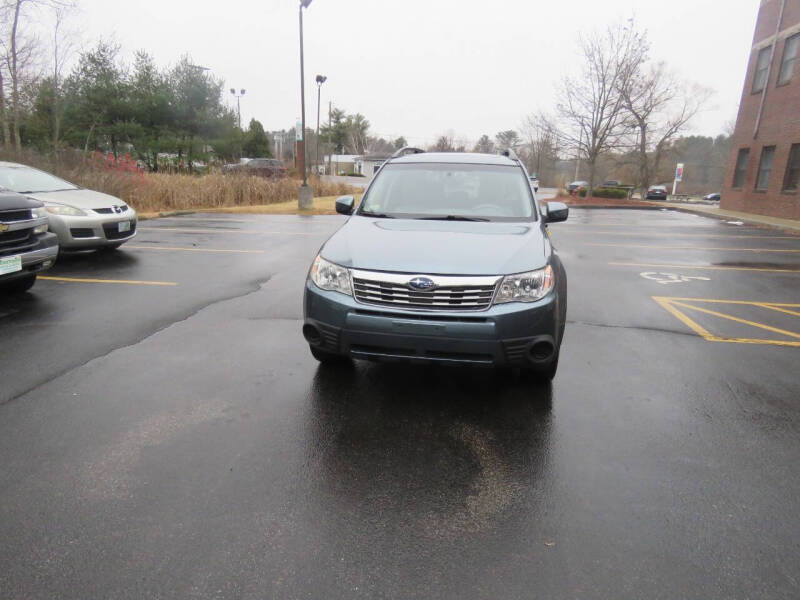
{"left": 722, "top": 0, "right": 800, "bottom": 219}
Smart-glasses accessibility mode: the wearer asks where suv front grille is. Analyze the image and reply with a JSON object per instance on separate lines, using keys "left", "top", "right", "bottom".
{"left": 0, "top": 209, "right": 33, "bottom": 222}
{"left": 351, "top": 270, "right": 499, "bottom": 311}
{"left": 0, "top": 227, "right": 35, "bottom": 257}
{"left": 93, "top": 206, "right": 129, "bottom": 214}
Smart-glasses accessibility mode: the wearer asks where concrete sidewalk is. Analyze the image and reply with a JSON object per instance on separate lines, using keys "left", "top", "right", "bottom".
{"left": 650, "top": 201, "right": 800, "bottom": 232}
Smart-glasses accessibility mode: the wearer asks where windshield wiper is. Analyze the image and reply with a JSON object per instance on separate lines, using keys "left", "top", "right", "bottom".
{"left": 418, "top": 215, "right": 489, "bottom": 222}
{"left": 360, "top": 211, "right": 394, "bottom": 218}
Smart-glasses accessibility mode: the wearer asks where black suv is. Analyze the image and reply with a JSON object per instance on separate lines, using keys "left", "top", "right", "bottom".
{"left": 0, "top": 191, "right": 59, "bottom": 293}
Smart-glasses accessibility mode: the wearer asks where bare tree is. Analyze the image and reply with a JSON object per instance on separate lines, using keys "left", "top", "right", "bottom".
{"left": 620, "top": 62, "right": 711, "bottom": 199}
{"left": 51, "top": 4, "right": 76, "bottom": 150}
{"left": 430, "top": 132, "right": 454, "bottom": 152}
{"left": 0, "top": 0, "right": 74, "bottom": 151}
{"left": 521, "top": 113, "right": 559, "bottom": 183}
{"left": 555, "top": 19, "right": 646, "bottom": 196}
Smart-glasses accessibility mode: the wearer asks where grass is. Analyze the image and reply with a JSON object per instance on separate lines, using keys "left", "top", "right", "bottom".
{"left": 1, "top": 148, "right": 360, "bottom": 214}
{"left": 139, "top": 195, "right": 362, "bottom": 219}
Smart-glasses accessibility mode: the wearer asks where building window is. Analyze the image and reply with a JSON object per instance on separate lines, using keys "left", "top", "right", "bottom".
{"left": 752, "top": 46, "right": 772, "bottom": 93}
{"left": 778, "top": 33, "right": 800, "bottom": 85}
{"left": 782, "top": 144, "right": 800, "bottom": 192}
{"left": 755, "top": 146, "right": 776, "bottom": 191}
{"left": 732, "top": 148, "right": 750, "bottom": 188}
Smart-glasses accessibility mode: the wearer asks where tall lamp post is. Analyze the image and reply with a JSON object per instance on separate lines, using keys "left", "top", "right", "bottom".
{"left": 230, "top": 88, "right": 246, "bottom": 129}
{"left": 297, "top": 0, "right": 313, "bottom": 209}
{"left": 315, "top": 74, "right": 327, "bottom": 175}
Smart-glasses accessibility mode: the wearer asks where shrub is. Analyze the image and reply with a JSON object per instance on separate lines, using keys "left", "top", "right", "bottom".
{"left": 577, "top": 187, "right": 629, "bottom": 199}
{"left": 342, "top": 172, "right": 366, "bottom": 177}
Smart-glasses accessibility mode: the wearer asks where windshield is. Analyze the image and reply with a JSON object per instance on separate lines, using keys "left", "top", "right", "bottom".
{"left": 358, "top": 163, "right": 536, "bottom": 221}
{"left": 0, "top": 166, "right": 78, "bottom": 193}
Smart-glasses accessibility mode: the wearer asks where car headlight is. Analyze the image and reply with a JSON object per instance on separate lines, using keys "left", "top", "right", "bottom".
{"left": 494, "top": 265, "right": 555, "bottom": 304}
{"left": 309, "top": 254, "right": 352, "bottom": 296}
{"left": 32, "top": 207, "right": 47, "bottom": 219}
{"left": 46, "top": 204, "right": 86, "bottom": 216}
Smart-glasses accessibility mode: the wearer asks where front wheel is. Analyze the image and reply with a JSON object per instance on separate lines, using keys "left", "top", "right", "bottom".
{"left": 3, "top": 274, "right": 37, "bottom": 294}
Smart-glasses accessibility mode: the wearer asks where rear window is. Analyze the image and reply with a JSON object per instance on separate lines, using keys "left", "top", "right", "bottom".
{"left": 359, "top": 163, "right": 537, "bottom": 221}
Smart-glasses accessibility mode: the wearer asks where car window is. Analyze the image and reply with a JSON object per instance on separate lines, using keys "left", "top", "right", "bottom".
{"left": 359, "top": 163, "right": 536, "bottom": 221}
{"left": 0, "top": 166, "right": 78, "bottom": 193}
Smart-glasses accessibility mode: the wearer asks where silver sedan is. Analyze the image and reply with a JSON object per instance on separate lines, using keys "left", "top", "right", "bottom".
{"left": 0, "top": 162, "right": 137, "bottom": 250}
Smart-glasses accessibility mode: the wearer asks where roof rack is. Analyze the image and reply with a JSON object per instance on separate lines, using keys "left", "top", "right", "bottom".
{"left": 499, "top": 148, "right": 520, "bottom": 161}
{"left": 390, "top": 146, "right": 426, "bottom": 159}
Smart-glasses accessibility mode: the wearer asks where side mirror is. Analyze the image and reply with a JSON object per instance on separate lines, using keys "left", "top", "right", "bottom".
{"left": 335, "top": 195, "right": 355, "bottom": 215}
{"left": 545, "top": 201, "right": 568, "bottom": 223}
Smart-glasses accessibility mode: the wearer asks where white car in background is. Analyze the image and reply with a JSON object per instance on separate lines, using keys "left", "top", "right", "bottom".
{"left": 0, "top": 162, "right": 137, "bottom": 251}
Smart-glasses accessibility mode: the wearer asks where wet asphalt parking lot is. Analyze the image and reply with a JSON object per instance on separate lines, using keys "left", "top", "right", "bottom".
{"left": 1, "top": 206, "right": 799, "bottom": 599}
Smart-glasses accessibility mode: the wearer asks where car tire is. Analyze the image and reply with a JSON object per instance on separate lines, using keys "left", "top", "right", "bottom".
{"left": 310, "top": 345, "right": 350, "bottom": 364}
{"left": 3, "top": 274, "right": 37, "bottom": 294}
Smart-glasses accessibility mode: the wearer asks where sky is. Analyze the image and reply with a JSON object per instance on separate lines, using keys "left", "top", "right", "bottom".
{"left": 70, "top": 0, "right": 759, "bottom": 146}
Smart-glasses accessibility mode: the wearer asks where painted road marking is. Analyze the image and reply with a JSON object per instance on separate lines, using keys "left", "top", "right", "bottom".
{"left": 39, "top": 276, "right": 177, "bottom": 286}
{"left": 552, "top": 230, "right": 800, "bottom": 240}
{"left": 587, "top": 242, "right": 800, "bottom": 253}
{"left": 640, "top": 272, "right": 711, "bottom": 284}
{"left": 126, "top": 245, "right": 264, "bottom": 254}
{"left": 610, "top": 262, "right": 800, "bottom": 273}
{"left": 653, "top": 296, "right": 800, "bottom": 346}
{"left": 139, "top": 227, "right": 318, "bottom": 236}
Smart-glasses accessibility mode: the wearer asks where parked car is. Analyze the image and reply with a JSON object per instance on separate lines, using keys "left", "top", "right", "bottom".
{"left": 567, "top": 180, "right": 588, "bottom": 193}
{"left": 597, "top": 179, "right": 622, "bottom": 187}
{"left": 529, "top": 173, "right": 539, "bottom": 192}
{"left": 703, "top": 193, "right": 721, "bottom": 202}
{"left": 223, "top": 158, "right": 286, "bottom": 178}
{"left": 0, "top": 190, "right": 58, "bottom": 293}
{"left": 646, "top": 185, "right": 668, "bottom": 200}
{"left": 303, "top": 150, "right": 569, "bottom": 380}
{"left": 0, "top": 162, "right": 137, "bottom": 251}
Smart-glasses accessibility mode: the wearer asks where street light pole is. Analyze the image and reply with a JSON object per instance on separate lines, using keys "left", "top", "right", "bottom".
{"left": 315, "top": 74, "right": 327, "bottom": 176}
{"left": 230, "top": 88, "right": 246, "bottom": 129}
{"left": 297, "top": 0, "right": 313, "bottom": 209}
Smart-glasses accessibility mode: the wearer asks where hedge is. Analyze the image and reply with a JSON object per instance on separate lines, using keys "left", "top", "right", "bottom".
{"left": 577, "top": 187, "right": 629, "bottom": 199}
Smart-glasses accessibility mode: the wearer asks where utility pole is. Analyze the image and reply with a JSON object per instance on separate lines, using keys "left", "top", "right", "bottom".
{"left": 328, "top": 101, "right": 332, "bottom": 176}
{"left": 297, "top": 0, "right": 313, "bottom": 209}
{"left": 315, "top": 74, "right": 327, "bottom": 176}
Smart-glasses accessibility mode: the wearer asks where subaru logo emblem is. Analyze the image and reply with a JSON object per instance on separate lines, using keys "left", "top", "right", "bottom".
{"left": 408, "top": 277, "right": 436, "bottom": 291}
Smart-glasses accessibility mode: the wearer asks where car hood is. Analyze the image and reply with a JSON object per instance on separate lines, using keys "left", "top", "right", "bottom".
{"left": 0, "top": 190, "right": 42, "bottom": 210}
{"left": 26, "top": 188, "right": 127, "bottom": 210}
{"left": 321, "top": 216, "right": 549, "bottom": 275}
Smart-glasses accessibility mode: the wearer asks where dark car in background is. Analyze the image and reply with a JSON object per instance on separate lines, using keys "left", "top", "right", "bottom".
{"left": 567, "top": 180, "right": 588, "bottom": 193}
{"left": 223, "top": 158, "right": 286, "bottom": 178}
{"left": 303, "top": 149, "right": 569, "bottom": 380}
{"left": 0, "top": 191, "right": 58, "bottom": 293}
{"left": 646, "top": 185, "right": 668, "bottom": 200}
{"left": 703, "top": 192, "right": 721, "bottom": 202}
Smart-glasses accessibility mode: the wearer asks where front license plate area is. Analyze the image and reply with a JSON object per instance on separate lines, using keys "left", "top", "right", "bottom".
{"left": 118, "top": 221, "right": 131, "bottom": 233}
{"left": 0, "top": 255, "right": 22, "bottom": 275}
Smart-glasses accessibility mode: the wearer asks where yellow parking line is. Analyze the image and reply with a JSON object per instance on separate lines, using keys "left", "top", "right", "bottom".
{"left": 39, "top": 276, "right": 177, "bottom": 286}
{"left": 609, "top": 262, "right": 800, "bottom": 273}
{"left": 554, "top": 230, "right": 799, "bottom": 240}
{"left": 658, "top": 297, "right": 800, "bottom": 306}
{"left": 759, "top": 304, "right": 800, "bottom": 317}
{"left": 652, "top": 296, "right": 715, "bottom": 338}
{"left": 587, "top": 242, "right": 800, "bottom": 253}
{"left": 670, "top": 300, "right": 800, "bottom": 340}
{"left": 126, "top": 245, "right": 263, "bottom": 254}
{"left": 139, "top": 227, "right": 317, "bottom": 236}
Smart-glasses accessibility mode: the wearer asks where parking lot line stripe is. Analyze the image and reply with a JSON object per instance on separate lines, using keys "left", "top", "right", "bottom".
{"left": 609, "top": 262, "right": 800, "bottom": 273}
{"left": 669, "top": 301, "right": 800, "bottom": 340}
{"left": 554, "top": 230, "right": 799, "bottom": 240}
{"left": 586, "top": 242, "right": 800, "bottom": 253}
{"left": 652, "top": 296, "right": 716, "bottom": 339}
{"left": 39, "top": 276, "right": 177, "bottom": 286}
{"left": 759, "top": 304, "right": 800, "bottom": 317}
{"left": 139, "top": 227, "right": 317, "bottom": 236}
{"left": 126, "top": 245, "right": 264, "bottom": 254}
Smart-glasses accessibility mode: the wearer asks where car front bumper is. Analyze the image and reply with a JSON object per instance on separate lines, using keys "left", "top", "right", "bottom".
{"left": 303, "top": 280, "right": 563, "bottom": 367}
{"left": 48, "top": 211, "right": 138, "bottom": 249}
{"left": 0, "top": 232, "right": 58, "bottom": 283}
